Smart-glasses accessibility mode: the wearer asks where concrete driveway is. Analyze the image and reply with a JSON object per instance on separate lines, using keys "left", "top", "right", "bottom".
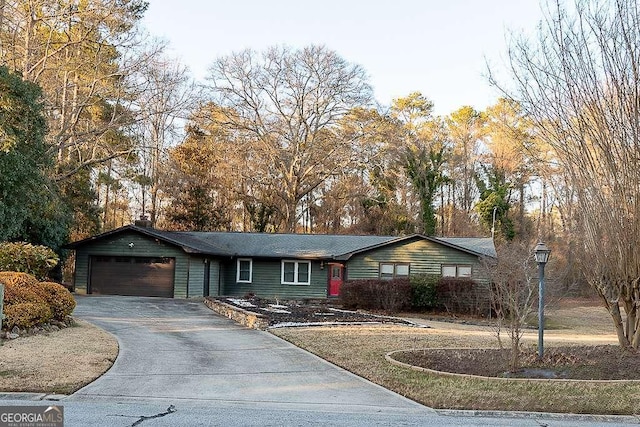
{"left": 69, "top": 296, "right": 429, "bottom": 414}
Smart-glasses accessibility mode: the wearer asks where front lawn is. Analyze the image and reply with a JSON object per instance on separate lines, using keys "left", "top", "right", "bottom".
{"left": 271, "top": 302, "right": 640, "bottom": 415}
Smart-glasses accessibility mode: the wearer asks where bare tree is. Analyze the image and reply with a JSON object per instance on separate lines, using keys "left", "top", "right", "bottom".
{"left": 0, "top": 0, "right": 163, "bottom": 180}
{"left": 206, "top": 45, "right": 372, "bottom": 232}
{"left": 133, "top": 56, "right": 200, "bottom": 226}
{"left": 446, "top": 106, "right": 485, "bottom": 215}
{"left": 493, "top": 0, "right": 640, "bottom": 348}
{"left": 484, "top": 241, "right": 538, "bottom": 371}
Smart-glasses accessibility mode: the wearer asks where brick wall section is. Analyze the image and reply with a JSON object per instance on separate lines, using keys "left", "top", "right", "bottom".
{"left": 203, "top": 297, "right": 269, "bottom": 330}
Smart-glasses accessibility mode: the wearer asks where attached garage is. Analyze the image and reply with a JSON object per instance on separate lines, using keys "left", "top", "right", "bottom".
{"left": 89, "top": 256, "right": 175, "bottom": 297}
{"left": 66, "top": 226, "right": 205, "bottom": 298}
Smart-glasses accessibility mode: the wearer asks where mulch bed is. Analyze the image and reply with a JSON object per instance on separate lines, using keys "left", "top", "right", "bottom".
{"left": 219, "top": 297, "right": 415, "bottom": 327}
{"left": 220, "top": 297, "right": 640, "bottom": 381}
{"left": 392, "top": 346, "right": 640, "bottom": 380}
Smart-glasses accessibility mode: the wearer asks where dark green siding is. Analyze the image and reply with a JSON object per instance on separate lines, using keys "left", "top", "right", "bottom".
{"left": 72, "top": 230, "right": 490, "bottom": 301}
{"left": 208, "top": 260, "right": 220, "bottom": 296}
{"left": 346, "top": 237, "right": 488, "bottom": 283}
{"left": 221, "top": 259, "right": 328, "bottom": 299}
{"left": 73, "top": 231, "right": 191, "bottom": 297}
{"left": 188, "top": 258, "right": 205, "bottom": 297}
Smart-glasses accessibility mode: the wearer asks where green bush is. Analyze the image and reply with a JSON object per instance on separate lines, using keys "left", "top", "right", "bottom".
{"left": 3, "top": 302, "right": 52, "bottom": 329}
{"left": 39, "top": 281, "right": 76, "bottom": 320}
{"left": 0, "top": 242, "right": 59, "bottom": 280}
{"left": 340, "top": 278, "right": 411, "bottom": 312}
{"left": 409, "top": 275, "right": 438, "bottom": 309}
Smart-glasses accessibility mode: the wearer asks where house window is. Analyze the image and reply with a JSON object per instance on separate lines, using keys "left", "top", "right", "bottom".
{"left": 281, "top": 260, "right": 311, "bottom": 285}
{"left": 237, "top": 258, "right": 253, "bottom": 283}
{"left": 442, "top": 264, "right": 472, "bottom": 278}
{"left": 379, "top": 263, "right": 410, "bottom": 279}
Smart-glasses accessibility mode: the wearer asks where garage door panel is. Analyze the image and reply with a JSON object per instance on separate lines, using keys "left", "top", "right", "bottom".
{"left": 90, "top": 256, "right": 175, "bottom": 297}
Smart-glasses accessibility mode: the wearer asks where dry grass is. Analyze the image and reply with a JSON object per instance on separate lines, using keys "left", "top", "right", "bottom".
{"left": 0, "top": 319, "right": 118, "bottom": 394}
{"left": 271, "top": 301, "right": 640, "bottom": 415}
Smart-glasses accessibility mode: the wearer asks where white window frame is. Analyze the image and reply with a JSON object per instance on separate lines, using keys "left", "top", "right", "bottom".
{"left": 281, "top": 260, "right": 311, "bottom": 285}
{"left": 380, "top": 263, "right": 395, "bottom": 279}
{"left": 379, "top": 262, "right": 410, "bottom": 279}
{"left": 395, "top": 264, "right": 410, "bottom": 277}
{"left": 441, "top": 264, "right": 473, "bottom": 278}
{"left": 236, "top": 258, "right": 253, "bottom": 283}
{"left": 457, "top": 265, "right": 472, "bottom": 278}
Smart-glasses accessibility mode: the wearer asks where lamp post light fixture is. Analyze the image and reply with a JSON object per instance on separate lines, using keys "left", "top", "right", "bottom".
{"left": 534, "top": 242, "right": 551, "bottom": 360}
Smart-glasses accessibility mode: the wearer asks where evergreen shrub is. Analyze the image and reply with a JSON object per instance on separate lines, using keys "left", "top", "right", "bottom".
{"left": 0, "top": 242, "right": 59, "bottom": 280}
{"left": 339, "top": 278, "right": 411, "bottom": 312}
{"left": 0, "top": 272, "right": 75, "bottom": 329}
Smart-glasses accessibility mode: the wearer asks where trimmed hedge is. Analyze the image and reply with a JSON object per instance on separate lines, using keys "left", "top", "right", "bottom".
{"left": 4, "top": 302, "right": 52, "bottom": 329}
{"left": 436, "top": 277, "right": 486, "bottom": 315}
{"left": 40, "top": 281, "right": 76, "bottom": 320}
{"left": 0, "top": 271, "right": 40, "bottom": 288}
{"left": 340, "top": 278, "right": 411, "bottom": 312}
{"left": 340, "top": 275, "right": 488, "bottom": 316}
{"left": 0, "top": 272, "right": 75, "bottom": 330}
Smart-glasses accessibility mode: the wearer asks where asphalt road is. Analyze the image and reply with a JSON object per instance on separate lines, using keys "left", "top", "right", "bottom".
{"left": 1, "top": 296, "right": 635, "bottom": 426}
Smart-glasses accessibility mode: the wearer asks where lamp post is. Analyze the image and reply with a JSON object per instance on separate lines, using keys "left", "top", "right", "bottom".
{"left": 534, "top": 242, "right": 551, "bottom": 360}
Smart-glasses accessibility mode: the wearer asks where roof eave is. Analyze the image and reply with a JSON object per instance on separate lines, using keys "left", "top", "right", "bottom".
{"left": 424, "top": 235, "right": 497, "bottom": 259}
{"left": 333, "top": 235, "right": 419, "bottom": 259}
{"left": 335, "top": 233, "right": 497, "bottom": 259}
{"left": 63, "top": 225, "right": 206, "bottom": 254}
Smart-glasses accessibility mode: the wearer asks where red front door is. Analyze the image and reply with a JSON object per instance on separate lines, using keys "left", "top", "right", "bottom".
{"left": 328, "top": 263, "right": 344, "bottom": 296}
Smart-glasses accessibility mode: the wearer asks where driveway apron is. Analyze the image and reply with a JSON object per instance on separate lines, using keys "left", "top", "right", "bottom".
{"left": 69, "top": 296, "right": 429, "bottom": 414}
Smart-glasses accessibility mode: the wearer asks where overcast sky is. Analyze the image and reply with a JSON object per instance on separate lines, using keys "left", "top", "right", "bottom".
{"left": 142, "top": 0, "right": 544, "bottom": 116}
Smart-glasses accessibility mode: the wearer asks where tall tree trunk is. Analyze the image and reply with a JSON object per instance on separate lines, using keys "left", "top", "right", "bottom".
{"left": 609, "top": 302, "right": 631, "bottom": 349}
{"left": 0, "top": 0, "right": 5, "bottom": 53}
{"left": 518, "top": 182, "right": 525, "bottom": 234}
{"left": 103, "top": 161, "right": 112, "bottom": 227}
{"left": 22, "top": 2, "right": 33, "bottom": 76}
{"left": 440, "top": 189, "right": 445, "bottom": 236}
{"left": 463, "top": 140, "right": 469, "bottom": 212}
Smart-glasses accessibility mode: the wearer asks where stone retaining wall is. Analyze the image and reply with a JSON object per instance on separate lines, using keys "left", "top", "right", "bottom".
{"left": 203, "top": 298, "right": 269, "bottom": 330}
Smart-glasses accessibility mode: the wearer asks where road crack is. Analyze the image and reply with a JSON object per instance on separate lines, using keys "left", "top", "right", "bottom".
{"left": 131, "top": 405, "right": 177, "bottom": 426}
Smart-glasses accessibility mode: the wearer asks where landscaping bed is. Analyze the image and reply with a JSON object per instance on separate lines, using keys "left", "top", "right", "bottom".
{"left": 390, "top": 345, "right": 640, "bottom": 380}
{"left": 272, "top": 323, "right": 640, "bottom": 414}
{"left": 210, "top": 296, "right": 416, "bottom": 327}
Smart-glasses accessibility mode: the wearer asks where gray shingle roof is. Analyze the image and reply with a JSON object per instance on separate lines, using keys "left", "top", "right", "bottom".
{"left": 437, "top": 237, "right": 497, "bottom": 258}
{"left": 159, "top": 231, "right": 398, "bottom": 259}
{"left": 66, "top": 225, "right": 496, "bottom": 260}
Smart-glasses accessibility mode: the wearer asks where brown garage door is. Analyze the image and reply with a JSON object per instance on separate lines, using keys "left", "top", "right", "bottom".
{"left": 89, "top": 256, "right": 175, "bottom": 297}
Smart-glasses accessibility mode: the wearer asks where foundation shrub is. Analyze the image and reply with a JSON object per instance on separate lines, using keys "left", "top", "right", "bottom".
{"left": 340, "top": 278, "right": 411, "bottom": 312}
{"left": 436, "top": 277, "right": 487, "bottom": 315}
{"left": 409, "top": 274, "right": 438, "bottom": 309}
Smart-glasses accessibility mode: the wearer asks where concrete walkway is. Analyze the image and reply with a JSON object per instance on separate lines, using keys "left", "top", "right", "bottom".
{"left": 69, "top": 296, "right": 430, "bottom": 414}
